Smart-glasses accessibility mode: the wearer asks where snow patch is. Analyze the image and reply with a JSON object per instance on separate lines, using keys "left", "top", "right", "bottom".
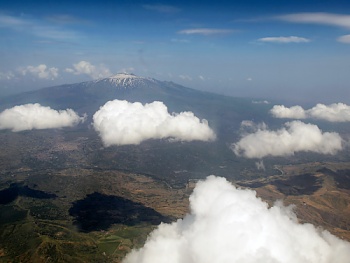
{"left": 95, "top": 73, "right": 156, "bottom": 89}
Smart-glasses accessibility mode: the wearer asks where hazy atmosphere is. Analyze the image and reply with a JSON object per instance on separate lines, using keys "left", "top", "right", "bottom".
{"left": 1, "top": 0, "right": 350, "bottom": 103}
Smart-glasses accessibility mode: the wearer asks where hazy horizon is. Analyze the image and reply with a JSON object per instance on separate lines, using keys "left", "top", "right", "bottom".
{"left": 1, "top": 0, "right": 350, "bottom": 104}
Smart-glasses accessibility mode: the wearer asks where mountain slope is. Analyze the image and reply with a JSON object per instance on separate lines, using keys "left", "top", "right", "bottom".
{"left": 0, "top": 73, "right": 279, "bottom": 184}
{"left": 0, "top": 73, "right": 274, "bottom": 137}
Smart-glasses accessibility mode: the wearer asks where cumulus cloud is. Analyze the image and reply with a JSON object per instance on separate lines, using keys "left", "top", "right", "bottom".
{"left": 232, "top": 121, "right": 342, "bottom": 158}
{"left": 271, "top": 103, "right": 350, "bottom": 122}
{"left": 0, "top": 103, "right": 85, "bottom": 132}
{"left": 270, "top": 105, "right": 307, "bottom": 119}
{"left": 178, "top": 28, "right": 234, "bottom": 36}
{"left": 123, "top": 175, "right": 350, "bottom": 263}
{"left": 92, "top": 100, "right": 216, "bottom": 146}
{"left": 309, "top": 103, "right": 350, "bottom": 122}
{"left": 20, "top": 64, "right": 59, "bottom": 80}
{"left": 65, "top": 61, "right": 111, "bottom": 79}
{"left": 258, "top": 36, "right": 310, "bottom": 43}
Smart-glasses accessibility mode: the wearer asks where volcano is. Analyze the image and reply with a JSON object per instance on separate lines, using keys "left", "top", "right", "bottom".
{"left": 0, "top": 73, "right": 273, "bottom": 135}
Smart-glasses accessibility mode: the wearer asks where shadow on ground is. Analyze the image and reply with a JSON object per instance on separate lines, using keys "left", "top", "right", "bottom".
{"left": 69, "top": 192, "right": 171, "bottom": 232}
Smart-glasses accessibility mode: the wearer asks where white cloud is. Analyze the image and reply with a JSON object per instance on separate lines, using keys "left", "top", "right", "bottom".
{"left": 0, "top": 103, "right": 85, "bottom": 132}
{"left": 65, "top": 61, "right": 111, "bottom": 79}
{"left": 309, "top": 103, "right": 350, "bottom": 122}
{"left": 278, "top": 13, "right": 350, "bottom": 29}
{"left": 337, "top": 34, "right": 350, "bottom": 43}
{"left": 92, "top": 100, "right": 216, "bottom": 146}
{"left": 65, "top": 68, "right": 75, "bottom": 73}
{"left": 252, "top": 100, "right": 269, "bottom": 104}
{"left": 271, "top": 103, "right": 350, "bottom": 122}
{"left": 0, "top": 71, "right": 15, "bottom": 80}
{"left": 258, "top": 36, "right": 310, "bottom": 43}
{"left": 178, "top": 28, "right": 234, "bottom": 36}
{"left": 232, "top": 121, "right": 342, "bottom": 158}
{"left": 270, "top": 105, "right": 307, "bottom": 119}
{"left": 123, "top": 175, "right": 350, "bottom": 263}
{"left": 20, "top": 64, "right": 59, "bottom": 80}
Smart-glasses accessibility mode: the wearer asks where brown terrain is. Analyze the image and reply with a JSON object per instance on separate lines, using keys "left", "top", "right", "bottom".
{"left": 237, "top": 162, "right": 350, "bottom": 242}
{"left": 1, "top": 129, "right": 350, "bottom": 262}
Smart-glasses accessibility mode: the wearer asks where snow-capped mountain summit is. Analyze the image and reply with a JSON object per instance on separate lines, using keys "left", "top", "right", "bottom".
{"left": 94, "top": 73, "right": 156, "bottom": 88}
{"left": 0, "top": 72, "right": 198, "bottom": 114}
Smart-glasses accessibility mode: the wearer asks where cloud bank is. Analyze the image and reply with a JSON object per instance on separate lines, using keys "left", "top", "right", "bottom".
{"left": 232, "top": 121, "right": 342, "bottom": 158}
{"left": 123, "top": 176, "right": 350, "bottom": 263}
{"left": 0, "top": 103, "right": 85, "bottom": 132}
{"left": 65, "top": 61, "right": 111, "bottom": 79}
{"left": 92, "top": 100, "right": 216, "bottom": 146}
{"left": 271, "top": 103, "right": 350, "bottom": 122}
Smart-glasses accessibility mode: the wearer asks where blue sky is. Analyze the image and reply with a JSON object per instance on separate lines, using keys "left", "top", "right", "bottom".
{"left": 1, "top": 0, "right": 350, "bottom": 103}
